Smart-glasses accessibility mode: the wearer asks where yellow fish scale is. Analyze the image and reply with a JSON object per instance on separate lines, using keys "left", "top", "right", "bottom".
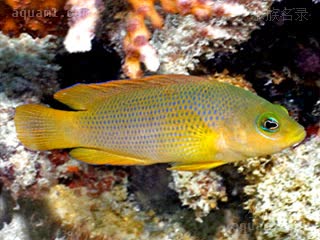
{"left": 74, "top": 81, "right": 247, "bottom": 163}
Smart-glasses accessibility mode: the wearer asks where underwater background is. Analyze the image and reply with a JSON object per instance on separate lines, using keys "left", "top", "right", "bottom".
{"left": 0, "top": 0, "right": 319, "bottom": 239}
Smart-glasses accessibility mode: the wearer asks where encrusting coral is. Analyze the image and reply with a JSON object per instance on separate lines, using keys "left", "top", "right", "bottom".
{"left": 63, "top": 0, "right": 105, "bottom": 53}
{"left": 238, "top": 136, "right": 320, "bottom": 240}
{"left": 122, "top": 0, "right": 273, "bottom": 78}
{"left": 0, "top": 33, "right": 60, "bottom": 97}
{"left": 45, "top": 176, "right": 146, "bottom": 240}
{"left": 170, "top": 170, "right": 228, "bottom": 222}
{"left": 0, "top": 32, "right": 60, "bottom": 198}
{"left": 0, "top": 0, "right": 274, "bottom": 78}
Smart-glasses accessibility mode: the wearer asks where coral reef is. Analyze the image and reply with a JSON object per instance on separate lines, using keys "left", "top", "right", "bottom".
{"left": 170, "top": 170, "right": 228, "bottom": 222}
{"left": 0, "top": 90, "right": 58, "bottom": 199}
{"left": 117, "top": 0, "right": 274, "bottom": 77}
{"left": 0, "top": 1, "right": 319, "bottom": 239}
{"left": 129, "top": 165, "right": 180, "bottom": 213}
{"left": 206, "top": 71, "right": 255, "bottom": 92}
{"left": 0, "top": 189, "right": 65, "bottom": 239}
{"left": 45, "top": 182, "right": 254, "bottom": 240}
{"left": 151, "top": 0, "right": 272, "bottom": 76}
{"left": 213, "top": 209, "right": 252, "bottom": 240}
{"left": 238, "top": 136, "right": 320, "bottom": 240}
{"left": 121, "top": 0, "right": 166, "bottom": 78}
{"left": 0, "top": 33, "right": 60, "bottom": 97}
{"left": 214, "top": 225, "right": 251, "bottom": 240}
{"left": 0, "top": 32, "right": 61, "bottom": 198}
{"left": 45, "top": 182, "right": 202, "bottom": 240}
{"left": 0, "top": 0, "right": 274, "bottom": 78}
{"left": 63, "top": 0, "right": 105, "bottom": 53}
{"left": 45, "top": 177, "right": 145, "bottom": 240}
{"left": 0, "top": 213, "right": 31, "bottom": 240}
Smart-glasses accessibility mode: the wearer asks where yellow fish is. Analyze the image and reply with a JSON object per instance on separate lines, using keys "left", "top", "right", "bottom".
{"left": 14, "top": 75, "right": 306, "bottom": 171}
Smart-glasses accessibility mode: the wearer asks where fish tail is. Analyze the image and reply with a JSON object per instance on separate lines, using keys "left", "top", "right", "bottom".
{"left": 14, "top": 104, "right": 78, "bottom": 150}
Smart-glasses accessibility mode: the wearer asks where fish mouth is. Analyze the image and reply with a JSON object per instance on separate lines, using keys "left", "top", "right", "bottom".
{"left": 291, "top": 128, "right": 306, "bottom": 147}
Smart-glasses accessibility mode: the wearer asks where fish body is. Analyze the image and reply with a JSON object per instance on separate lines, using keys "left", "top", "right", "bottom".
{"left": 14, "top": 75, "right": 306, "bottom": 171}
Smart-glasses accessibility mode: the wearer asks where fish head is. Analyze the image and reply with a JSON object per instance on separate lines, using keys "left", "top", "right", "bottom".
{"left": 222, "top": 101, "right": 306, "bottom": 159}
{"left": 254, "top": 104, "right": 306, "bottom": 151}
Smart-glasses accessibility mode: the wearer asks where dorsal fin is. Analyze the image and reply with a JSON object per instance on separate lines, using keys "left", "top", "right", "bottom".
{"left": 54, "top": 84, "right": 106, "bottom": 110}
{"left": 54, "top": 75, "right": 209, "bottom": 110}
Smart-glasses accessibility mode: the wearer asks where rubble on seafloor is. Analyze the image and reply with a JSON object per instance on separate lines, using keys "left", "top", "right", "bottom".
{"left": 238, "top": 136, "right": 320, "bottom": 240}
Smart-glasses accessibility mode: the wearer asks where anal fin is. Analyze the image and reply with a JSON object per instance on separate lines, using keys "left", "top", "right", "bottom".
{"left": 70, "top": 148, "right": 151, "bottom": 165}
{"left": 168, "top": 161, "right": 227, "bottom": 171}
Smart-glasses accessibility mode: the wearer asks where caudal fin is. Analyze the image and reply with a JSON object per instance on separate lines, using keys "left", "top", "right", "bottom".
{"left": 14, "top": 104, "right": 77, "bottom": 150}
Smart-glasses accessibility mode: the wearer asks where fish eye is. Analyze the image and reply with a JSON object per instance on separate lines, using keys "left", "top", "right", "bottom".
{"left": 262, "top": 117, "right": 279, "bottom": 132}
{"left": 257, "top": 113, "right": 280, "bottom": 133}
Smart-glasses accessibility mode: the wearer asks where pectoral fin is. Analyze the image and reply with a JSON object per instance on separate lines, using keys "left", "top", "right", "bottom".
{"left": 168, "top": 161, "right": 227, "bottom": 171}
{"left": 70, "top": 148, "right": 151, "bottom": 165}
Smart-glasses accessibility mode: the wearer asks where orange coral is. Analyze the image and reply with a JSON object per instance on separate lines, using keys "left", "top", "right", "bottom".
{"left": 0, "top": 0, "right": 68, "bottom": 37}
{"left": 122, "top": 0, "right": 171, "bottom": 78}
{"left": 128, "top": 0, "right": 164, "bottom": 28}
{"left": 123, "top": 0, "right": 249, "bottom": 78}
{"left": 123, "top": 11, "right": 159, "bottom": 78}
